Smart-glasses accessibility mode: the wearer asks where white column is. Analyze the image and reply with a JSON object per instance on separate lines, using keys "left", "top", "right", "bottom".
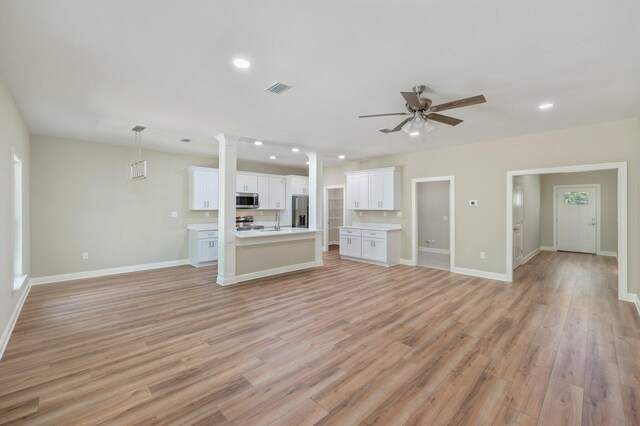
{"left": 216, "top": 133, "right": 237, "bottom": 285}
{"left": 307, "top": 152, "right": 324, "bottom": 264}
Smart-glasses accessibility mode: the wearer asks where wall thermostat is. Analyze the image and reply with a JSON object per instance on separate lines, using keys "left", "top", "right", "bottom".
{"left": 469, "top": 200, "right": 478, "bottom": 207}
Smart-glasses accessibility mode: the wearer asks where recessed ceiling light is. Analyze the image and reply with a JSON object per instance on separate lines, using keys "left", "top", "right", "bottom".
{"left": 538, "top": 103, "right": 554, "bottom": 110}
{"left": 179, "top": 138, "right": 191, "bottom": 143}
{"left": 233, "top": 58, "right": 251, "bottom": 69}
{"left": 269, "top": 155, "right": 276, "bottom": 160}
{"left": 254, "top": 141, "right": 263, "bottom": 146}
{"left": 338, "top": 155, "right": 345, "bottom": 159}
{"left": 291, "top": 147, "right": 300, "bottom": 153}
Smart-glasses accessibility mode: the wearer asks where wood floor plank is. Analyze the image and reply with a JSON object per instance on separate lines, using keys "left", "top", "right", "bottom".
{"left": 0, "top": 250, "right": 636, "bottom": 424}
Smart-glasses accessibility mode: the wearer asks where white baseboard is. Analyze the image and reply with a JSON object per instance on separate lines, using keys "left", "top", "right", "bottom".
{"left": 597, "top": 250, "right": 617, "bottom": 257}
{"left": 234, "top": 260, "right": 323, "bottom": 284}
{"left": 400, "top": 258, "right": 415, "bottom": 266}
{"left": 1, "top": 279, "right": 32, "bottom": 360}
{"left": 540, "top": 246, "right": 556, "bottom": 251}
{"left": 451, "top": 267, "right": 508, "bottom": 282}
{"left": 626, "top": 293, "right": 640, "bottom": 318}
{"left": 418, "top": 246, "right": 451, "bottom": 255}
{"left": 522, "top": 248, "right": 541, "bottom": 265}
{"left": 31, "top": 259, "right": 190, "bottom": 285}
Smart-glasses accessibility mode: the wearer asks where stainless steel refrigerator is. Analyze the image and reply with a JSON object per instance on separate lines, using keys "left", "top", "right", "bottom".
{"left": 292, "top": 195, "right": 309, "bottom": 228}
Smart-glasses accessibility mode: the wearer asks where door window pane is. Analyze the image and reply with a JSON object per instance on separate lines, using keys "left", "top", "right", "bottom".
{"left": 563, "top": 191, "right": 588, "bottom": 205}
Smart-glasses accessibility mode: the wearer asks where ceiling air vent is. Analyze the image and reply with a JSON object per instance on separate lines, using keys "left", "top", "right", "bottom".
{"left": 264, "top": 81, "right": 292, "bottom": 94}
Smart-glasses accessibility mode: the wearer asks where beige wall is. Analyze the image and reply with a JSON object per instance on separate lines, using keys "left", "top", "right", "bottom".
{"left": 515, "top": 174, "right": 541, "bottom": 259}
{"left": 417, "top": 181, "right": 450, "bottom": 250}
{"left": 30, "top": 136, "right": 306, "bottom": 278}
{"left": 324, "top": 118, "right": 638, "bottom": 294}
{"left": 0, "top": 77, "right": 30, "bottom": 341}
{"left": 540, "top": 170, "right": 618, "bottom": 252}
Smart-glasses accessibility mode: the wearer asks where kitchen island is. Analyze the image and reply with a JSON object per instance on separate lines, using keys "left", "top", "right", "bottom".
{"left": 234, "top": 227, "right": 322, "bottom": 282}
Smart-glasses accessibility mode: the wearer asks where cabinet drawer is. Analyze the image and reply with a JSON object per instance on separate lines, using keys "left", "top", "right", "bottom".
{"left": 340, "top": 228, "right": 362, "bottom": 236}
{"left": 362, "top": 230, "right": 387, "bottom": 238}
{"left": 198, "top": 231, "right": 218, "bottom": 239}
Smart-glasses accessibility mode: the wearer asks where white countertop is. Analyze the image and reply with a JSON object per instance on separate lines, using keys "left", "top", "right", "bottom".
{"left": 236, "top": 227, "right": 319, "bottom": 238}
{"left": 187, "top": 223, "right": 218, "bottom": 231}
{"left": 340, "top": 222, "right": 402, "bottom": 231}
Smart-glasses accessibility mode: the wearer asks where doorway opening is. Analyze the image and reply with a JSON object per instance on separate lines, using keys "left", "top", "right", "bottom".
{"left": 507, "top": 163, "right": 627, "bottom": 301}
{"left": 323, "top": 185, "right": 345, "bottom": 251}
{"left": 412, "top": 176, "right": 455, "bottom": 271}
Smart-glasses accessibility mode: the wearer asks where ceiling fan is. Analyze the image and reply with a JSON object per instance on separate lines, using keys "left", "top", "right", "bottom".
{"left": 359, "top": 85, "right": 486, "bottom": 135}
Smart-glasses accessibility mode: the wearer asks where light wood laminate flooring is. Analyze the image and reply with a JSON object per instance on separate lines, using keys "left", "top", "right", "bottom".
{"left": 1, "top": 250, "right": 639, "bottom": 425}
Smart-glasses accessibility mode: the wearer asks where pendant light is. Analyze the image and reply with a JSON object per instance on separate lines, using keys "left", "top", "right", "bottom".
{"left": 129, "top": 125, "right": 148, "bottom": 181}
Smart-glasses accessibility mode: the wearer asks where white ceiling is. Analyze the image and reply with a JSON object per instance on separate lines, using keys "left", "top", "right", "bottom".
{"left": 1, "top": 0, "right": 639, "bottom": 167}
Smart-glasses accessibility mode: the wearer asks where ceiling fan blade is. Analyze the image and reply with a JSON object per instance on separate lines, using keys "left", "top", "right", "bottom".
{"left": 426, "top": 113, "right": 463, "bottom": 126}
{"left": 379, "top": 117, "right": 411, "bottom": 133}
{"left": 401, "top": 92, "right": 422, "bottom": 109}
{"left": 430, "top": 95, "right": 486, "bottom": 112}
{"left": 358, "top": 112, "right": 409, "bottom": 119}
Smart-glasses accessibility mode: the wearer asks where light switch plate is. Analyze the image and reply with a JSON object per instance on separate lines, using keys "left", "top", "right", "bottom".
{"left": 480, "top": 252, "right": 486, "bottom": 259}
{"left": 171, "top": 211, "right": 178, "bottom": 218}
{"left": 82, "top": 252, "right": 89, "bottom": 260}
{"left": 396, "top": 211, "right": 402, "bottom": 218}
{"left": 383, "top": 211, "right": 387, "bottom": 217}
{"left": 205, "top": 212, "right": 210, "bottom": 217}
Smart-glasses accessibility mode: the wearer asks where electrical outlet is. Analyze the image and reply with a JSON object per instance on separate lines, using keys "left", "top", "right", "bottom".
{"left": 469, "top": 200, "right": 478, "bottom": 207}
{"left": 171, "top": 211, "right": 178, "bottom": 218}
{"left": 359, "top": 211, "right": 363, "bottom": 217}
{"left": 383, "top": 211, "right": 387, "bottom": 217}
{"left": 480, "top": 252, "right": 486, "bottom": 260}
{"left": 259, "top": 211, "right": 263, "bottom": 216}
{"left": 82, "top": 252, "right": 89, "bottom": 260}
{"left": 396, "top": 211, "right": 402, "bottom": 218}
{"left": 205, "top": 212, "right": 210, "bottom": 217}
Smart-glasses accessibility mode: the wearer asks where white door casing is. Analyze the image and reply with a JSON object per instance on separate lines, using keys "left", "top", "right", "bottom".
{"left": 555, "top": 185, "right": 598, "bottom": 254}
{"left": 512, "top": 179, "right": 524, "bottom": 269}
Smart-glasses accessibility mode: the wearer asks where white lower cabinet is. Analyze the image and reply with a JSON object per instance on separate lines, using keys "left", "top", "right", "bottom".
{"left": 340, "top": 234, "right": 362, "bottom": 258}
{"left": 189, "top": 230, "right": 218, "bottom": 267}
{"left": 339, "top": 227, "right": 400, "bottom": 266}
{"left": 361, "top": 237, "right": 387, "bottom": 262}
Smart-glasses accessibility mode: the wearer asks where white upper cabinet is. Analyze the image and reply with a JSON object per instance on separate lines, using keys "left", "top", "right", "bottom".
{"left": 345, "top": 167, "right": 401, "bottom": 210}
{"left": 346, "top": 173, "right": 369, "bottom": 210}
{"left": 188, "top": 167, "right": 219, "bottom": 210}
{"left": 291, "top": 177, "right": 309, "bottom": 195}
{"left": 257, "top": 176, "right": 270, "bottom": 210}
{"left": 268, "top": 177, "right": 286, "bottom": 209}
{"left": 236, "top": 173, "right": 258, "bottom": 193}
{"left": 253, "top": 175, "right": 286, "bottom": 210}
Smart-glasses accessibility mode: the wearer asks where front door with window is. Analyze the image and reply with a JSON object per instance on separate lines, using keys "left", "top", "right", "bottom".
{"left": 556, "top": 186, "right": 597, "bottom": 254}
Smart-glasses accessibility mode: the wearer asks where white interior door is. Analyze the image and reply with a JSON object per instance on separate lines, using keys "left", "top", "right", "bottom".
{"left": 512, "top": 179, "right": 524, "bottom": 269}
{"left": 556, "top": 186, "right": 597, "bottom": 254}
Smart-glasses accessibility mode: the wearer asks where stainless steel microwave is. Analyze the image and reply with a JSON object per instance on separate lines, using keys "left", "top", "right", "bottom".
{"left": 236, "top": 193, "right": 259, "bottom": 209}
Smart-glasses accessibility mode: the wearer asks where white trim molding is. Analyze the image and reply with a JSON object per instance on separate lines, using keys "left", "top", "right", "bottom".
{"left": 451, "top": 267, "right": 508, "bottom": 282}
{"left": 1, "top": 279, "right": 32, "bottom": 360}
{"left": 540, "top": 246, "right": 557, "bottom": 251}
{"left": 411, "top": 176, "right": 455, "bottom": 273}
{"left": 597, "top": 250, "right": 617, "bottom": 258}
{"left": 522, "top": 248, "right": 541, "bottom": 265}
{"left": 234, "top": 260, "right": 322, "bottom": 284}
{"left": 506, "top": 162, "right": 628, "bottom": 301}
{"left": 399, "top": 258, "right": 415, "bottom": 266}
{"left": 418, "top": 247, "right": 451, "bottom": 255}
{"left": 31, "top": 259, "right": 190, "bottom": 285}
{"left": 626, "top": 293, "right": 640, "bottom": 318}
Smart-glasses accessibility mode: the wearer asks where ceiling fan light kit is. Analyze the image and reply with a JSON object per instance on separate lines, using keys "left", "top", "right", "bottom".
{"left": 359, "top": 85, "right": 486, "bottom": 136}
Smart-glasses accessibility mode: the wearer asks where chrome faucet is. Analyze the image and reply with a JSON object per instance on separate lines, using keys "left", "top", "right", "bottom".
{"left": 275, "top": 212, "right": 280, "bottom": 231}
